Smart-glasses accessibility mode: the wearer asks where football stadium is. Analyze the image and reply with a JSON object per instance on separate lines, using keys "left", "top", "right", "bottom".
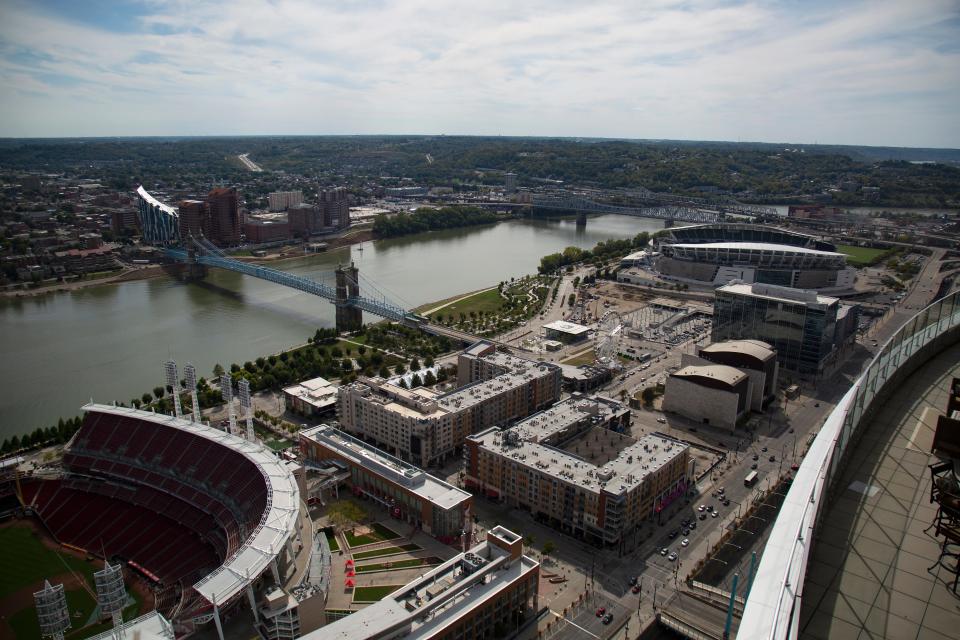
{"left": 649, "top": 223, "right": 857, "bottom": 291}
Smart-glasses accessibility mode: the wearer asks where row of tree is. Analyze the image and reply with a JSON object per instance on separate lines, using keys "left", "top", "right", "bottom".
{"left": 372, "top": 205, "right": 502, "bottom": 238}
{"left": 538, "top": 232, "right": 650, "bottom": 274}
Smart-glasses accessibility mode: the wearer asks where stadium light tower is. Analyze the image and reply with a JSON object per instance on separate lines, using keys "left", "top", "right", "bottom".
{"left": 220, "top": 374, "right": 237, "bottom": 435}
{"left": 165, "top": 360, "right": 182, "bottom": 418}
{"left": 184, "top": 363, "right": 201, "bottom": 423}
{"left": 238, "top": 378, "right": 255, "bottom": 442}
{"left": 94, "top": 561, "right": 126, "bottom": 631}
{"left": 34, "top": 580, "right": 70, "bottom": 640}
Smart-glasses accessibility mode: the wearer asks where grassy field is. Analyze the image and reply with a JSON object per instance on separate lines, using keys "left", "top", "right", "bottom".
{"left": 561, "top": 349, "right": 597, "bottom": 366}
{"left": 1, "top": 526, "right": 142, "bottom": 640}
{"left": 352, "top": 585, "right": 404, "bottom": 603}
{"left": 344, "top": 522, "right": 402, "bottom": 547}
{"left": 835, "top": 244, "right": 894, "bottom": 266}
{"left": 425, "top": 287, "right": 504, "bottom": 319}
{"left": 351, "top": 543, "right": 420, "bottom": 560}
{"left": 355, "top": 557, "right": 442, "bottom": 573}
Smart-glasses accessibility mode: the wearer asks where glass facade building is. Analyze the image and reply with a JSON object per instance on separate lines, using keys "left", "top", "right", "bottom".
{"left": 135, "top": 186, "right": 179, "bottom": 245}
{"left": 711, "top": 282, "right": 838, "bottom": 375}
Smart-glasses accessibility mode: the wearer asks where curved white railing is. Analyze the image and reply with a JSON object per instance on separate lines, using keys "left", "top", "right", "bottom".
{"left": 739, "top": 289, "right": 960, "bottom": 639}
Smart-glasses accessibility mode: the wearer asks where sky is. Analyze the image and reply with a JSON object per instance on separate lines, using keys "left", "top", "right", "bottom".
{"left": 1, "top": 0, "right": 958, "bottom": 147}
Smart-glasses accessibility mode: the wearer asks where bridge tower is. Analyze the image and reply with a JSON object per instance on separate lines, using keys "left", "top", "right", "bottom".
{"left": 335, "top": 262, "right": 363, "bottom": 333}
{"left": 185, "top": 242, "right": 209, "bottom": 280}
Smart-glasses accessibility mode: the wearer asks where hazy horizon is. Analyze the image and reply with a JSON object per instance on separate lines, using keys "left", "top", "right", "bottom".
{"left": 2, "top": 0, "right": 959, "bottom": 147}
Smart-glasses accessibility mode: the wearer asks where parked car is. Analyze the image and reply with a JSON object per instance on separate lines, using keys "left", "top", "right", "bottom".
{"left": 681, "top": 538, "right": 689, "bottom": 547}
{"left": 632, "top": 585, "right": 640, "bottom": 594}
{"left": 751, "top": 463, "right": 758, "bottom": 470}
{"left": 603, "top": 613, "right": 613, "bottom": 624}
{"left": 660, "top": 547, "right": 669, "bottom": 556}
{"left": 596, "top": 607, "right": 606, "bottom": 617}
{"left": 668, "top": 552, "right": 678, "bottom": 562}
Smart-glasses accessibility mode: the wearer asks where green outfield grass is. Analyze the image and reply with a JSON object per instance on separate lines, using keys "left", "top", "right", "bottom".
{"left": 425, "top": 287, "right": 504, "bottom": 318}
{"left": 1, "top": 525, "right": 143, "bottom": 640}
{"left": 835, "top": 244, "right": 894, "bottom": 266}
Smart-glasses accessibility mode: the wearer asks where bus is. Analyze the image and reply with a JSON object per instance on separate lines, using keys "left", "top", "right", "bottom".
{"left": 744, "top": 471, "right": 759, "bottom": 487}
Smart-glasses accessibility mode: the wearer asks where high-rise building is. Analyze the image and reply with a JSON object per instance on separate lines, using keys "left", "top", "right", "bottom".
{"left": 504, "top": 172, "right": 517, "bottom": 193}
{"left": 711, "top": 282, "right": 839, "bottom": 375}
{"left": 267, "top": 191, "right": 303, "bottom": 212}
{"left": 135, "top": 186, "right": 179, "bottom": 245}
{"left": 319, "top": 188, "right": 350, "bottom": 230}
{"left": 206, "top": 187, "right": 241, "bottom": 246}
{"left": 177, "top": 200, "right": 209, "bottom": 239}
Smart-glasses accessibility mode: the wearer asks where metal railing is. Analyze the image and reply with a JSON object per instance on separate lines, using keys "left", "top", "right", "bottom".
{"left": 738, "top": 289, "right": 960, "bottom": 639}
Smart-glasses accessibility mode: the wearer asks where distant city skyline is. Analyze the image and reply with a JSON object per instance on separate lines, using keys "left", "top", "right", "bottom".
{"left": 1, "top": 0, "right": 959, "bottom": 148}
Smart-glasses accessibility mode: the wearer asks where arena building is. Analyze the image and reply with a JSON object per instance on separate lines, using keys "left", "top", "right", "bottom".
{"left": 465, "top": 395, "right": 689, "bottom": 548}
{"left": 309, "top": 526, "right": 539, "bottom": 640}
{"left": 650, "top": 223, "right": 856, "bottom": 290}
{"left": 338, "top": 342, "right": 561, "bottom": 468}
{"left": 12, "top": 404, "right": 312, "bottom": 640}
{"left": 663, "top": 365, "right": 752, "bottom": 431}
{"left": 299, "top": 425, "right": 472, "bottom": 543}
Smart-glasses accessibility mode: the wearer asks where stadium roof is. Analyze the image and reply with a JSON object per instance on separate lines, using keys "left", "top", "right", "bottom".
{"left": 671, "top": 242, "right": 844, "bottom": 257}
{"left": 82, "top": 404, "right": 300, "bottom": 607}
{"left": 135, "top": 186, "right": 178, "bottom": 217}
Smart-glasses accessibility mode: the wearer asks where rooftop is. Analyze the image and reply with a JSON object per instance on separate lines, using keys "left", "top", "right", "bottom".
{"left": 283, "top": 376, "right": 337, "bottom": 409}
{"left": 136, "top": 185, "right": 178, "bottom": 217}
{"left": 718, "top": 282, "right": 839, "bottom": 307}
{"left": 671, "top": 241, "right": 845, "bottom": 257}
{"left": 672, "top": 364, "right": 747, "bottom": 387}
{"left": 701, "top": 339, "right": 776, "bottom": 363}
{"left": 300, "top": 425, "right": 470, "bottom": 511}
{"left": 81, "top": 404, "right": 300, "bottom": 607}
{"left": 471, "top": 422, "right": 686, "bottom": 496}
{"left": 543, "top": 320, "right": 592, "bottom": 335}
{"left": 309, "top": 530, "right": 537, "bottom": 640}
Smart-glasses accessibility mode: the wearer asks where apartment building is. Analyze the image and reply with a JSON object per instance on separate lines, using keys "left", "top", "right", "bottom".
{"left": 338, "top": 343, "right": 561, "bottom": 467}
{"left": 465, "top": 396, "right": 689, "bottom": 548}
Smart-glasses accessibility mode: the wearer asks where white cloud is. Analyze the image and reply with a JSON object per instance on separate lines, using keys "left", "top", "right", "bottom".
{"left": 0, "top": 0, "right": 958, "bottom": 146}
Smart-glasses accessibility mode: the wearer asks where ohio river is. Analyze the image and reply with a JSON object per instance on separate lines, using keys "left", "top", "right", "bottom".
{"left": 0, "top": 214, "right": 664, "bottom": 438}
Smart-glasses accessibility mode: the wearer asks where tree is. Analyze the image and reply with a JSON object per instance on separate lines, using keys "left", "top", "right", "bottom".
{"left": 358, "top": 345, "right": 367, "bottom": 355}
{"left": 641, "top": 387, "right": 656, "bottom": 407}
{"left": 542, "top": 540, "right": 556, "bottom": 558}
{"left": 567, "top": 293, "right": 576, "bottom": 307}
{"left": 395, "top": 363, "right": 406, "bottom": 375}
{"left": 424, "top": 370, "right": 437, "bottom": 386}
{"left": 410, "top": 357, "right": 421, "bottom": 371}
{"left": 327, "top": 500, "right": 368, "bottom": 530}
{"left": 411, "top": 373, "right": 423, "bottom": 388}
{"left": 142, "top": 392, "right": 153, "bottom": 405}
{"left": 378, "top": 366, "right": 391, "bottom": 378}
{"left": 342, "top": 358, "right": 353, "bottom": 371}
{"left": 398, "top": 378, "right": 409, "bottom": 389}
{"left": 213, "top": 363, "right": 225, "bottom": 377}
{"left": 153, "top": 386, "right": 165, "bottom": 400}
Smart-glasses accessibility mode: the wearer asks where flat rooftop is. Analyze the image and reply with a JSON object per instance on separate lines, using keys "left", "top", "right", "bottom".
{"left": 508, "top": 394, "right": 626, "bottom": 444}
{"left": 543, "top": 320, "right": 591, "bottom": 335}
{"left": 283, "top": 376, "right": 337, "bottom": 408}
{"left": 309, "top": 532, "right": 537, "bottom": 640}
{"left": 301, "top": 425, "right": 470, "bottom": 511}
{"left": 718, "top": 282, "right": 839, "bottom": 307}
{"left": 471, "top": 426, "right": 687, "bottom": 496}
{"left": 672, "top": 364, "right": 748, "bottom": 387}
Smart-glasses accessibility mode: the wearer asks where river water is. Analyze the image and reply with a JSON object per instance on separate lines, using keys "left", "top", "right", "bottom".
{"left": 0, "top": 214, "right": 664, "bottom": 438}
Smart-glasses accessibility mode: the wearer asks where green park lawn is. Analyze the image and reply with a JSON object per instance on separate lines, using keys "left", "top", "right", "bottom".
{"left": 324, "top": 529, "right": 340, "bottom": 552}
{"left": 354, "top": 557, "right": 442, "bottom": 573}
{"left": 352, "top": 585, "right": 404, "bottom": 603}
{"left": 427, "top": 287, "right": 504, "bottom": 319}
{"left": 561, "top": 349, "right": 598, "bottom": 366}
{"left": 835, "top": 244, "right": 893, "bottom": 266}
{"left": 344, "top": 522, "right": 402, "bottom": 547}
{"left": 351, "top": 543, "right": 420, "bottom": 560}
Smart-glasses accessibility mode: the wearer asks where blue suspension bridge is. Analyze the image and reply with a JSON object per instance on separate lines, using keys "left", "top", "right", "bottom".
{"left": 165, "top": 237, "right": 415, "bottom": 332}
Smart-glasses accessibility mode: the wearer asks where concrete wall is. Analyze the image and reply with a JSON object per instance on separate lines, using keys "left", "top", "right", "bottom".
{"left": 663, "top": 375, "right": 745, "bottom": 431}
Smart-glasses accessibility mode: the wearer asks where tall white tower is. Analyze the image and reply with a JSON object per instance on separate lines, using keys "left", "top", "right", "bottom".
{"left": 164, "top": 360, "right": 182, "bottom": 418}
{"left": 220, "top": 374, "right": 237, "bottom": 435}
{"left": 184, "top": 363, "right": 201, "bottom": 423}
{"left": 238, "top": 378, "right": 255, "bottom": 442}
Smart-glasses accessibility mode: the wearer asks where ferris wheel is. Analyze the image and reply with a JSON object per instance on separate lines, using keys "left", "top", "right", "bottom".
{"left": 595, "top": 310, "right": 624, "bottom": 369}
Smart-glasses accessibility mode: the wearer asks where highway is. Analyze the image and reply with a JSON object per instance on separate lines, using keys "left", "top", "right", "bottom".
{"left": 237, "top": 152, "right": 263, "bottom": 172}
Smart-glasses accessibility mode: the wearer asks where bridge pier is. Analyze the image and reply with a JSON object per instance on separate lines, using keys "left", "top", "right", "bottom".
{"left": 576, "top": 211, "right": 587, "bottom": 227}
{"left": 335, "top": 262, "right": 363, "bottom": 333}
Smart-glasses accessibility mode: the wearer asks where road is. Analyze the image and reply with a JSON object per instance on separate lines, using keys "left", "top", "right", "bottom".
{"left": 237, "top": 152, "right": 263, "bottom": 172}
